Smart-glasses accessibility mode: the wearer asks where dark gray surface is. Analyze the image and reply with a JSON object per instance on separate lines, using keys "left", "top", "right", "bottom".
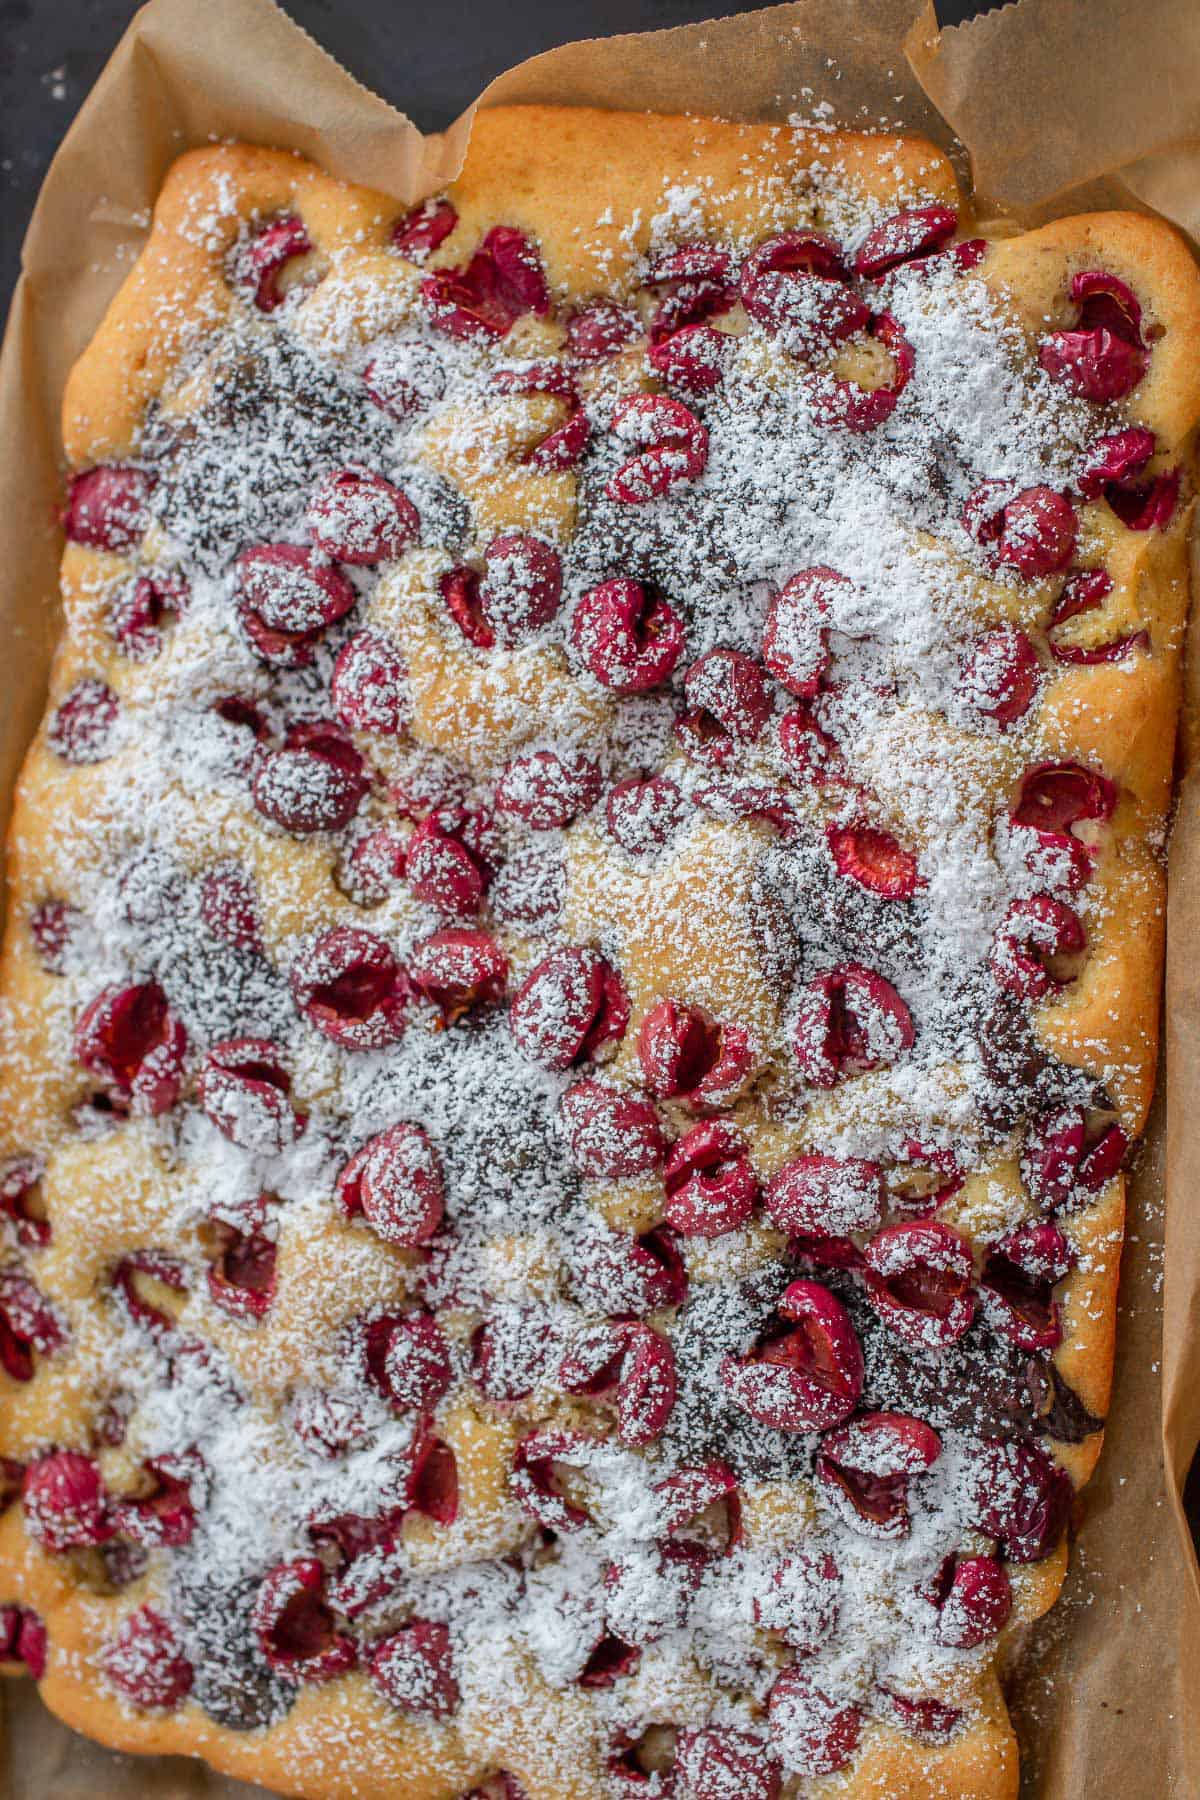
{"left": 0, "top": 0, "right": 998, "bottom": 307}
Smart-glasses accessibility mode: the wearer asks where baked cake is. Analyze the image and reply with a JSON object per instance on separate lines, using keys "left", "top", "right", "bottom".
{"left": 1, "top": 103, "right": 1198, "bottom": 1798}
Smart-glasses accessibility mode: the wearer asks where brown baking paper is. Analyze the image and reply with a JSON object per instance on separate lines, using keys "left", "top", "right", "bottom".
{"left": 1, "top": 0, "right": 1198, "bottom": 1794}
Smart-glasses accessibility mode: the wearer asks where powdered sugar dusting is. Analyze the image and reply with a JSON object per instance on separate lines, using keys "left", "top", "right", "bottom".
{"left": 0, "top": 129, "right": 1176, "bottom": 1794}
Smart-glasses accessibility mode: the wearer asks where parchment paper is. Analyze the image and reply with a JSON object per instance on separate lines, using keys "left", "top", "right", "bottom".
{"left": 1, "top": 0, "right": 1198, "bottom": 1794}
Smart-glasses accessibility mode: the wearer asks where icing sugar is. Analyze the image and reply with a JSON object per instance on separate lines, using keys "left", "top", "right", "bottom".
{"left": 0, "top": 140, "right": 1154, "bottom": 1790}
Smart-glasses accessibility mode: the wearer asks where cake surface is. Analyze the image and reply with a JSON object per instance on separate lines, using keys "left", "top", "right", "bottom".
{"left": 1, "top": 102, "right": 1198, "bottom": 1800}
